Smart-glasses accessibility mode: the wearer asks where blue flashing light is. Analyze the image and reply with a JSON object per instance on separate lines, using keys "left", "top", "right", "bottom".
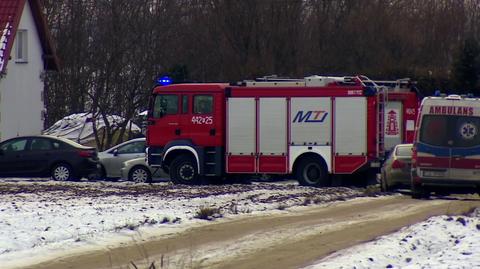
{"left": 157, "top": 76, "right": 172, "bottom": 86}
{"left": 434, "top": 90, "right": 441, "bottom": 97}
{"left": 363, "top": 86, "right": 376, "bottom": 96}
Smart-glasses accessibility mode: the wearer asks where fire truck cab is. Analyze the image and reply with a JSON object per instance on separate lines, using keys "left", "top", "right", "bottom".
{"left": 411, "top": 94, "right": 480, "bottom": 198}
{"left": 147, "top": 76, "right": 418, "bottom": 186}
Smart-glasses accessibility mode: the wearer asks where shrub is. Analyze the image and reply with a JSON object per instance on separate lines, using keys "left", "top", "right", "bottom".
{"left": 194, "top": 206, "right": 221, "bottom": 220}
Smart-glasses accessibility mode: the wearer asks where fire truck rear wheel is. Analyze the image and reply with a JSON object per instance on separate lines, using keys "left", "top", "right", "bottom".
{"left": 170, "top": 155, "right": 199, "bottom": 185}
{"left": 296, "top": 157, "right": 329, "bottom": 187}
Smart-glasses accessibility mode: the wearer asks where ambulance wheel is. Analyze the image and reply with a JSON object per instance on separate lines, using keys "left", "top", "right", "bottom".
{"left": 170, "top": 155, "right": 199, "bottom": 185}
{"left": 296, "top": 157, "right": 330, "bottom": 187}
{"left": 411, "top": 183, "right": 430, "bottom": 199}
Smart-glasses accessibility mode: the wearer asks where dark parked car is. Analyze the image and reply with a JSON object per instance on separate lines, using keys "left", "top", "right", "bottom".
{"left": 0, "top": 135, "right": 99, "bottom": 181}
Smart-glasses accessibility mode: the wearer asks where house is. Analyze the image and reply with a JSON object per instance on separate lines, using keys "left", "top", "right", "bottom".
{"left": 0, "top": 0, "right": 58, "bottom": 141}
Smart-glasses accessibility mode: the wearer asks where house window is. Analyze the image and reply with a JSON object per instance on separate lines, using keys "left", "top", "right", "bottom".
{"left": 15, "top": 30, "right": 28, "bottom": 62}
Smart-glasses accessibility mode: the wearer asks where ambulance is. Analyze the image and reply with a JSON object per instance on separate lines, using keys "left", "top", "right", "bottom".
{"left": 411, "top": 94, "right": 480, "bottom": 198}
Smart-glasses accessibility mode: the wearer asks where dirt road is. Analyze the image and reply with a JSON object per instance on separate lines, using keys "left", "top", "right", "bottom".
{"left": 24, "top": 195, "right": 479, "bottom": 269}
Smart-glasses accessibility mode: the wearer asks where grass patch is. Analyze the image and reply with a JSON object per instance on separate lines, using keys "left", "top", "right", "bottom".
{"left": 194, "top": 206, "right": 222, "bottom": 220}
{"left": 303, "top": 196, "right": 313, "bottom": 206}
{"left": 364, "top": 184, "right": 381, "bottom": 196}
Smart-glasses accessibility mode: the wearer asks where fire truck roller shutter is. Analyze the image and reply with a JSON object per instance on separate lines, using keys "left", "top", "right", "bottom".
{"left": 227, "top": 98, "right": 256, "bottom": 173}
{"left": 334, "top": 97, "right": 367, "bottom": 155}
{"left": 290, "top": 97, "right": 331, "bottom": 146}
{"left": 333, "top": 97, "right": 368, "bottom": 174}
{"left": 258, "top": 98, "right": 288, "bottom": 173}
{"left": 289, "top": 97, "right": 332, "bottom": 185}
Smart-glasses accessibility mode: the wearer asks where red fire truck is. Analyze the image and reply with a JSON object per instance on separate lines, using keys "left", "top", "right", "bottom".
{"left": 146, "top": 75, "right": 419, "bottom": 186}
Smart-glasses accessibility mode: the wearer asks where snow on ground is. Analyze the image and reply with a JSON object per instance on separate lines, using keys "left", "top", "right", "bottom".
{"left": 0, "top": 178, "right": 365, "bottom": 267}
{"left": 304, "top": 208, "right": 480, "bottom": 269}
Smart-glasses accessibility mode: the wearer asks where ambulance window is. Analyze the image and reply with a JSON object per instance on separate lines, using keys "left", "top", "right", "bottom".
{"left": 193, "top": 95, "right": 213, "bottom": 114}
{"left": 153, "top": 95, "right": 178, "bottom": 118}
{"left": 420, "top": 116, "right": 449, "bottom": 146}
{"left": 182, "top": 95, "right": 189, "bottom": 114}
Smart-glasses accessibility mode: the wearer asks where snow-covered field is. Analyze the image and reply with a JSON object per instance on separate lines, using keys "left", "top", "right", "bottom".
{"left": 305, "top": 209, "right": 480, "bottom": 269}
{"left": 1, "top": 178, "right": 479, "bottom": 269}
{"left": 0, "top": 178, "right": 364, "bottom": 267}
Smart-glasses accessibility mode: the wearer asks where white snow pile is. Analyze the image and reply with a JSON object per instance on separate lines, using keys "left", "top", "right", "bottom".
{"left": 0, "top": 179, "right": 364, "bottom": 267}
{"left": 305, "top": 208, "right": 480, "bottom": 269}
{"left": 43, "top": 113, "right": 141, "bottom": 143}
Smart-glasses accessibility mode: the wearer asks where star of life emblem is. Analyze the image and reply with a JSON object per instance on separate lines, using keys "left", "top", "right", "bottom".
{"left": 460, "top": 123, "right": 477, "bottom": 140}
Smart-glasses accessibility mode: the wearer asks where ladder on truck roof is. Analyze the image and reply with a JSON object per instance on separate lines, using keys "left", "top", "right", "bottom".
{"left": 234, "top": 75, "right": 359, "bottom": 87}
{"left": 357, "top": 75, "right": 388, "bottom": 159}
{"left": 238, "top": 75, "right": 413, "bottom": 92}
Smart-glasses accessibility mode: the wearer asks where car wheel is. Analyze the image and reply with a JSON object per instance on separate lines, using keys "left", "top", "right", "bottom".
{"left": 170, "top": 155, "right": 199, "bottom": 185}
{"left": 411, "top": 183, "right": 430, "bottom": 199}
{"left": 51, "top": 163, "right": 76, "bottom": 181}
{"left": 129, "top": 165, "right": 152, "bottom": 183}
{"left": 99, "top": 165, "right": 107, "bottom": 180}
{"left": 380, "top": 172, "right": 390, "bottom": 192}
{"left": 296, "top": 157, "right": 330, "bottom": 187}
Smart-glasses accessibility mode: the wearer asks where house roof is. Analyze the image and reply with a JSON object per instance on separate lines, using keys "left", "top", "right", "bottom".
{"left": 0, "top": 0, "right": 59, "bottom": 73}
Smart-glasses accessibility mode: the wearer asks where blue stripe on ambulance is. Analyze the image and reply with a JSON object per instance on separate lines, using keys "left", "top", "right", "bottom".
{"left": 416, "top": 142, "right": 450, "bottom": 157}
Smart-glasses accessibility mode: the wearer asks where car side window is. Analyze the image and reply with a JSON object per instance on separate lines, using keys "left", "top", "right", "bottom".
{"left": 30, "top": 138, "right": 53, "bottom": 151}
{"left": 52, "top": 141, "right": 63, "bottom": 150}
{"left": 1, "top": 139, "right": 28, "bottom": 153}
{"left": 117, "top": 141, "right": 145, "bottom": 154}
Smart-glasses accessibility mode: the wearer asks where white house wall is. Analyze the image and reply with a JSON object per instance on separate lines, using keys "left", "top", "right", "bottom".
{"left": 0, "top": 0, "right": 44, "bottom": 141}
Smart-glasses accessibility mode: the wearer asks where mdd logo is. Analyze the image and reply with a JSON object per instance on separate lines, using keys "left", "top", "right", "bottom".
{"left": 293, "top": 110, "right": 328, "bottom": 123}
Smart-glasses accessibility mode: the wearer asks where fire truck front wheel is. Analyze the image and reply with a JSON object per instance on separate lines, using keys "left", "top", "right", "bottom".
{"left": 170, "top": 155, "right": 200, "bottom": 185}
{"left": 296, "top": 157, "right": 330, "bottom": 187}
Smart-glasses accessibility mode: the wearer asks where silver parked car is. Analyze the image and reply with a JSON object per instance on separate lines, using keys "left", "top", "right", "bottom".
{"left": 380, "top": 143, "right": 413, "bottom": 191}
{"left": 120, "top": 157, "right": 166, "bottom": 183}
{"left": 98, "top": 138, "right": 146, "bottom": 179}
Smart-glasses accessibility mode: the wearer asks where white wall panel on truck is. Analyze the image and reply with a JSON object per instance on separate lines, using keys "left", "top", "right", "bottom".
{"left": 290, "top": 98, "right": 331, "bottom": 145}
{"left": 334, "top": 97, "right": 367, "bottom": 155}
{"left": 259, "top": 98, "right": 287, "bottom": 155}
{"left": 227, "top": 98, "right": 256, "bottom": 155}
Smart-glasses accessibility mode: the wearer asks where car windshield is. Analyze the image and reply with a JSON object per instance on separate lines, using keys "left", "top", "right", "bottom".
{"left": 419, "top": 115, "right": 480, "bottom": 147}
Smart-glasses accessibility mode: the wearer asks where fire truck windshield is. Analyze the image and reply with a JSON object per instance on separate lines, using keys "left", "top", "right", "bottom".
{"left": 153, "top": 95, "right": 178, "bottom": 118}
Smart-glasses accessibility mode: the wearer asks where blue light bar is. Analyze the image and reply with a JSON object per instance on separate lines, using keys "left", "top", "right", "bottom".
{"left": 157, "top": 76, "right": 172, "bottom": 86}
